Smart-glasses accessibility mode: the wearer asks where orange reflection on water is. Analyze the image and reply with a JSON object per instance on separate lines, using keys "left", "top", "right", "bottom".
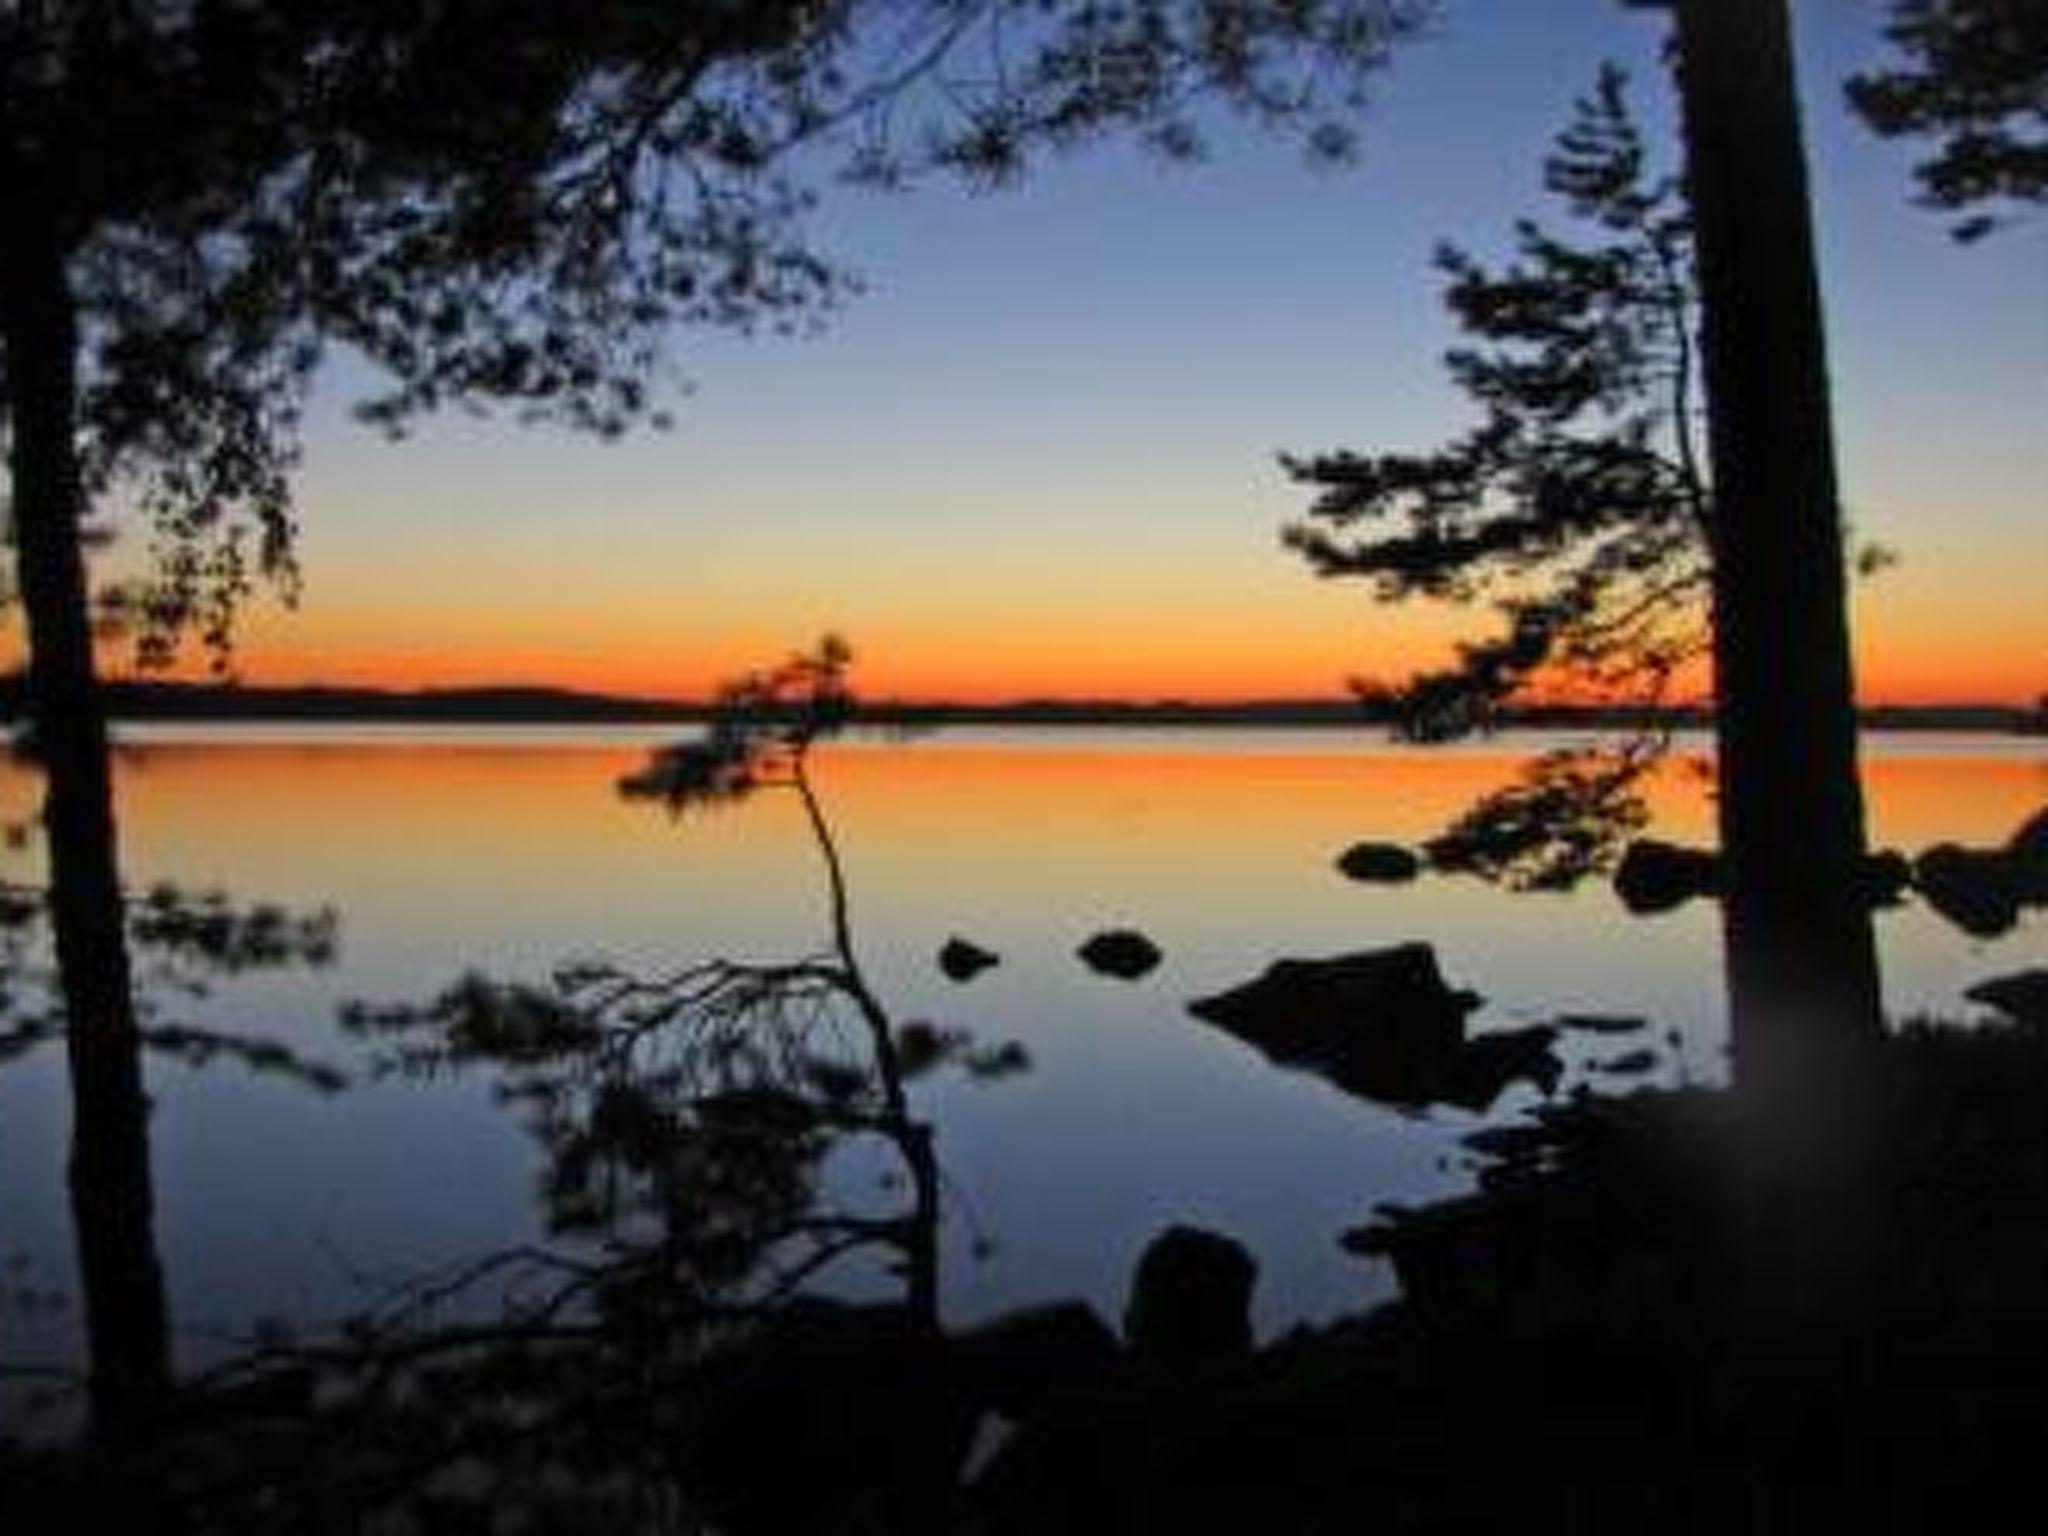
{"left": 811, "top": 734, "right": 2045, "bottom": 861}
{"left": 88, "top": 731, "right": 2048, "bottom": 901}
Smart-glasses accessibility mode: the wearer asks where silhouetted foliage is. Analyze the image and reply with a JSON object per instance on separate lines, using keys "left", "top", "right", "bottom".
{"left": 0, "top": 876, "right": 343, "bottom": 1092}
{"left": 3, "top": 4, "right": 1421, "bottom": 1443}
{"left": 118, "top": 642, "right": 1043, "bottom": 1530}
{"left": 3, "top": 1, "right": 1429, "bottom": 663}
{"left": 1284, "top": 65, "right": 1707, "bottom": 887}
{"left": 348, "top": 640, "right": 1022, "bottom": 1337}
{"left": 1847, "top": 0, "right": 2048, "bottom": 240}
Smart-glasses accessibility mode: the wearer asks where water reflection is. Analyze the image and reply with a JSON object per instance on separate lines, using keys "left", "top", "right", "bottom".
{"left": 0, "top": 869, "right": 341, "bottom": 1446}
{"left": 3, "top": 729, "right": 2043, "bottom": 1364}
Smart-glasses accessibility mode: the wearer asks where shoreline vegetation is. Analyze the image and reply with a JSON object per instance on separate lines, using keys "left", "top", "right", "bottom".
{"left": 1, "top": 677, "right": 2042, "bottom": 734}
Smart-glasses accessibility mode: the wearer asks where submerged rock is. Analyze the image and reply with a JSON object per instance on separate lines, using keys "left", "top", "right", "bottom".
{"left": 1914, "top": 843, "right": 2021, "bottom": 938}
{"left": 1613, "top": 839, "right": 1722, "bottom": 915}
{"left": 1078, "top": 928, "right": 1162, "bottom": 980}
{"left": 1188, "top": 943, "right": 1556, "bottom": 1112}
{"left": 1555, "top": 1013, "right": 1649, "bottom": 1037}
{"left": 1335, "top": 840, "right": 1422, "bottom": 884}
{"left": 939, "top": 936, "right": 1001, "bottom": 983}
{"left": 1965, "top": 969, "right": 2048, "bottom": 1030}
{"left": 1596, "top": 1048, "right": 1660, "bottom": 1077}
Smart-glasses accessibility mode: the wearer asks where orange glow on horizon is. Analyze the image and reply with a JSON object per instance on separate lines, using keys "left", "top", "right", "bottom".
{"left": 193, "top": 645, "right": 2043, "bottom": 710}
{"left": 23, "top": 565, "right": 2038, "bottom": 708}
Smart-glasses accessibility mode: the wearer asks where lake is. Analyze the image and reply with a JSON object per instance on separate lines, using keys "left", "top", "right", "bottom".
{"left": 2, "top": 726, "right": 2043, "bottom": 1392}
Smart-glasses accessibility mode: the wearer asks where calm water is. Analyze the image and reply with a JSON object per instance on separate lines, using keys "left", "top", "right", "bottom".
{"left": 2, "top": 726, "right": 2043, "bottom": 1382}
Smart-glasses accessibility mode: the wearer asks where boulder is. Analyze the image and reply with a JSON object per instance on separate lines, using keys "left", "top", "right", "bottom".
{"left": 938, "top": 936, "right": 1001, "bottom": 983}
{"left": 1188, "top": 944, "right": 1552, "bottom": 1112}
{"left": 1964, "top": 968, "right": 2048, "bottom": 1030}
{"left": 2006, "top": 805, "right": 2048, "bottom": 903}
{"left": 1190, "top": 942, "right": 1474, "bottom": 1054}
{"left": 1335, "top": 840, "right": 1422, "bottom": 884}
{"left": 1613, "top": 839, "right": 1721, "bottom": 915}
{"left": 1615, "top": 839, "right": 1912, "bottom": 914}
{"left": 1860, "top": 849, "right": 1914, "bottom": 908}
{"left": 1914, "top": 843, "right": 2020, "bottom": 938}
{"left": 1123, "top": 1225, "right": 1256, "bottom": 1370}
{"left": 1451, "top": 1025, "right": 1565, "bottom": 1109}
{"left": 1077, "top": 928, "right": 1162, "bottom": 980}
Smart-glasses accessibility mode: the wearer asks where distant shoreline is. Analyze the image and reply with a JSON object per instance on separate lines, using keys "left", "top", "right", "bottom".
{"left": 1, "top": 678, "right": 2041, "bottom": 735}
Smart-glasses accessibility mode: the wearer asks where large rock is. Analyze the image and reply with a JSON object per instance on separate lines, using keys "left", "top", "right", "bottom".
{"left": 1615, "top": 840, "right": 1912, "bottom": 914}
{"left": 1861, "top": 849, "right": 1914, "bottom": 908}
{"left": 1077, "top": 928, "right": 1162, "bottom": 980}
{"left": 1914, "top": 843, "right": 2021, "bottom": 938}
{"left": 1335, "top": 840, "right": 1422, "bottom": 884}
{"left": 1613, "top": 839, "right": 1722, "bottom": 915}
{"left": 1123, "top": 1225, "right": 1257, "bottom": 1370}
{"left": 1964, "top": 969, "right": 2048, "bottom": 1030}
{"left": 1188, "top": 943, "right": 1556, "bottom": 1112}
{"left": 1454, "top": 1024, "right": 1566, "bottom": 1106}
{"left": 2006, "top": 805, "right": 2048, "bottom": 903}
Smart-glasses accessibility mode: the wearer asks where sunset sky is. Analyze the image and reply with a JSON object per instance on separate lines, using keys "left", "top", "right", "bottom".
{"left": 124, "top": 1, "right": 2048, "bottom": 703}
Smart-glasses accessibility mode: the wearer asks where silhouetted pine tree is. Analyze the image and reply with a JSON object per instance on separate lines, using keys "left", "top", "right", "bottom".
{"left": 1847, "top": 0, "right": 2048, "bottom": 240}
{"left": 1285, "top": 63, "right": 1708, "bottom": 889}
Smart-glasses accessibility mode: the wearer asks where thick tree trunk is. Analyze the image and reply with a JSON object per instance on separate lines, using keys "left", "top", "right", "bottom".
{"left": 1668, "top": 0, "right": 1886, "bottom": 1352}
{"left": 1669, "top": 0, "right": 1886, "bottom": 1092}
{"left": 2, "top": 209, "right": 173, "bottom": 1444}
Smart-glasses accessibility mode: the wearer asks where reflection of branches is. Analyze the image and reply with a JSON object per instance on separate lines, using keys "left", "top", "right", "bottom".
{"left": 0, "top": 879, "right": 345, "bottom": 1090}
{"left": 1422, "top": 731, "right": 1670, "bottom": 891}
{"left": 170, "top": 638, "right": 1025, "bottom": 1528}
{"left": 352, "top": 637, "right": 1019, "bottom": 1337}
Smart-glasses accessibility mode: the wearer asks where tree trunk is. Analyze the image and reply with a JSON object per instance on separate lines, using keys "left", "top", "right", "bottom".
{"left": 2, "top": 206, "right": 173, "bottom": 1445}
{"left": 1668, "top": 0, "right": 1887, "bottom": 1352}
{"left": 1669, "top": 0, "right": 1886, "bottom": 1092}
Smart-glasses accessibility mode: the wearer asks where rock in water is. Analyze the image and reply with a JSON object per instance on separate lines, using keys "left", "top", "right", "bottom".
{"left": 1860, "top": 849, "right": 1914, "bottom": 908}
{"left": 1077, "top": 928, "right": 1162, "bottom": 980}
{"left": 2006, "top": 804, "right": 2048, "bottom": 902}
{"left": 938, "top": 936, "right": 1001, "bottom": 983}
{"left": 1453, "top": 1024, "right": 1564, "bottom": 1107}
{"left": 1335, "top": 840, "right": 1421, "bottom": 884}
{"left": 1914, "top": 843, "right": 2020, "bottom": 938}
{"left": 1613, "top": 839, "right": 1722, "bottom": 915}
{"left": 1189, "top": 942, "right": 1476, "bottom": 1055}
{"left": 1965, "top": 968, "right": 2048, "bottom": 1030}
{"left": 1187, "top": 943, "right": 1552, "bottom": 1111}
{"left": 1123, "top": 1225, "right": 1256, "bottom": 1369}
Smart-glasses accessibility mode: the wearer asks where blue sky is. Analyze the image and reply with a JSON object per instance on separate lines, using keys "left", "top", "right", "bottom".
{"left": 254, "top": 0, "right": 2044, "bottom": 702}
